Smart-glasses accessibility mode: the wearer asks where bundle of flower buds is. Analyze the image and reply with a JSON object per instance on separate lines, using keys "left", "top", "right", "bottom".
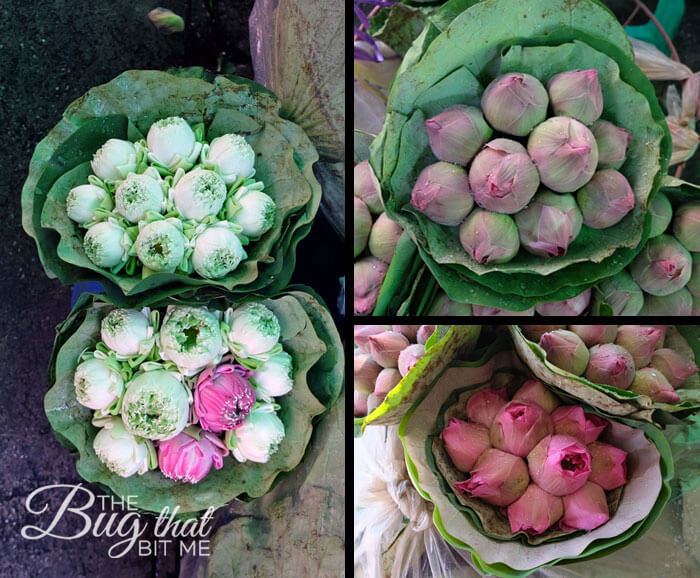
{"left": 411, "top": 70, "right": 635, "bottom": 264}
{"left": 353, "top": 324, "right": 436, "bottom": 417}
{"left": 441, "top": 378, "right": 627, "bottom": 535}
{"left": 354, "top": 161, "right": 402, "bottom": 315}
{"left": 73, "top": 301, "right": 293, "bottom": 482}
{"left": 522, "top": 325, "right": 698, "bottom": 403}
{"left": 65, "top": 116, "right": 276, "bottom": 280}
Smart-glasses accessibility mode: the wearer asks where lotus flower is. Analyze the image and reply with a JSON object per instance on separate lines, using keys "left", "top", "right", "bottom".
{"left": 591, "top": 120, "right": 632, "bottom": 169}
{"left": 249, "top": 351, "right": 294, "bottom": 402}
{"left": 398, "top": 344, "right": 425, "bottom": 377}
{"left": 73, "top": 358, "right": 124, "bottom": 411}
{"left": 135, "top": 219, "right": 187, "bottom": 273}
{"left": 368, "top": 213, "right": 402, "bottom": 264}
{"left": 519, "top": 326, "right": 567, "bottom": 341}
{"left": 226, "top": 188, "right": 276, "bottom": 238}
{"left": 416, "top": 325, "right": 436, "bottom": 345}
{"left": 490, "top": 401, "right": 553, "bottom": 457}
{"left": 171, "top": 168, "right": 227, "bottom": 221}
{"left": 425, "top": 292, "right": 473, "bottom": 316}
{"left": 354, "top": 390, "right": 369, "bottom": 417}
{"left": 354, "top": 351, "right": 382, "bottom": 394}
{"left": 568, "top": 325, "right": 617, "bottom": 347}
{"left": 629, "top": 367, "right": 680, "bottom": 403}
{"left": 353, "top": 325, "right": 391, "bottom": 352}
{"left": 512, "top": 379, "right": 560, "bottom": 414}
{"left": 114, "top": 173, "right": 165, "bottom": 223}
{"left": 468, "top": 138, "right": 539, "bottom": 213}
{"left": 411, "top": 162, "right": 474, "bottom": 226}
{"left": 650, "top": 348, "right": 698, "bottom": 387}
{"left": 101, "top": 308, "right": 153, "bottom": 357}
{"left": 158, "top": 429, "right": 228, "bottom": 483}
{"left": 194, "top": 360, "right": 256, "bottom": 432}
{"left": 367, "top": 330, "right": 410, "bottom": 368}
{"left": 640, "top": 288, "right": 693, "bottom": 316}
{"left": 481, "top": 73, "right": 549, "bottom": 136}
{"left": 584, "top": 344, "right": 635, "bottom": 389}
{"left": 515, "top": 191, "right": 582, "bottom": 257}
{"left": 392, "top": 325, "right": 420, "bottom": 341}
{"left": 615, "top": 325, "right": 665, "bottom": 368}
{"left": 648, "top": 192, "right": 673, "bottom": 238}
{"left": 354, "top": 161, "right": 383, "bottom": 214}
{"left": 548, "top": 69, "right": 603, "bottom": 125}
{"left": 66, "top": 184, "right": 114, "bottom": 225}
{"left": 587, "top": 441, "right": 627, "bottom": 490}
{"left": 354, "top": 257, "right": 388, "bottom": 315}
{"left": 629, "top": 235, "right": 692, "bottom": 296}
{"left": 507, "top": 484, "right": 564, "bottom": 535}
{"left": 146, "top": 116, "right": 201, "bottom": 171}
{"left": 425, "top": 105, "right": 492, "bottom": 165}
{"left": 201, "top": 133, "right": 255, "bottom": 183}
{"left": 442, "top": 418, "right": 491, "bottom": 472}
{"left": 91, "top": 138, "right": 138, "bottom": 181}
{"left": 459, "top": 209, "right": 520, "bottom": 264}
{"left": 93, "top": 417, "right": 155, "bottom": 477}
{"left": 560, "top": 482, "right": 609, "bottom": 530}
{"left": 539, "top": 330, "right": 589, "bottom": 376}
{"left": 527, "top": 116, "right": 598, "bottom": 193}
{"left": 596, "top": 271, "right": 644, "bottom": 316}
{"left": 527, "top": 434, "right": 592, "bottom": 496}
{"left": 673, "top": 202, "right": 700, "bottom": 252}
{"left": 374, "top": 368, "right": 402, "bottom": 399}
{"left": 576, "top": 169, "right": 635, "bottom": 229}
{"left": 354, "top": 198, "right": 372, "bottom": 258}
{"left": 454, "top": 448, "right": 530, "bottom": 506}
{"left": 466, "top": 387, "right": 509, "bottom": 427}
{"left": 535, "top": 289, "right": 592, "bottom": 317}
{"left": 158, "top": 306, "right": 223, "bottom": 374}
{"left": 83, "top": 220, "right": 132, "bottom": 268}
{"left": 551, "top": 405, "right": 607, "bottom": 444}
{"left": 226, "top": 403, "right": 285, "bottom": 463}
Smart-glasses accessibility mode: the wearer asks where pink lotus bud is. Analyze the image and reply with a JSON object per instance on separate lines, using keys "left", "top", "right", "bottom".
{"left": 568, "top": 325, "right": 617, "bottom": 347}
{"left": 520, "top": 325, "right": 567, "bottom": 341}
{"left": 158, "top": 429, "right": 228, "bottom": 484}
{"left": 560, "top": 482, "right": 609, "bottom": 530}
{"left": 469, "top": 139, "right": 539, "bottom": 213}
{"left": 194, "top": 361, "right": 256, "bottom": 433}
{"left": 515, "top": 191, "right": 582, "bottom": 257}
{"left": 353, "top": 325, "right": 391, "bottom": 353}
{"left": 587, "top": 441, "right": 628, "bottom": 490}
{"left": 539, "top": 330, "right": 590, "bottom": 376}
{"left": 354, "top": 197, "right": 372, "bottom": 258}
{"left": 640, "top": 289, "right": 693, "bottom": 316}
{"left": 367, "top": 393, "right": 382, "bottom": 413}
{"left": 425, "top": 105, "right": 493, "bottom": 165}
{"left": 527, "top": 434, "right": 592, "bottom": 496}
{"left": 392, "top": 325, "right": 420, "bottom": 342}
{"left": 398, "top": 343, "right": 425, "bottom": 377}
{"left": 507, "top": 483, "right": 564, "bottom": 535}
{"left": 648, "top": 192, "right": 673, "bottom": 238}
{"left": 354, "top": 161, "right": 383, "bottom": 214}
{"left": 512, "top": 379, "right": 561, "bottom": 414}
{"left": 596, "top": 271, "right": 644, "bottom": 316}
{"left": 374, "top": 368, "right": 402, "bottom": 399}
{"left": 551, "top": 405, "right": 607, "bottom": 444}
{"left": 354, "top": 390, "right": 369, "bottom": 417}
{"left": 584, "top": 344, "right": 636, "bottom": 389}
{"left": 548, "top": 69, "right": 603, "bottom": 125}
{"left": 481, "top": 73, "right": 549, "bottom": 136}
{"left": 673, "top": 202, "right": 700, "bottom": 252}
{"left": 454, "top": 448, "right": 529, "bottom": 506}
{"left": 472, "top": 305, "right": 535, "bottom": 316}
{"left": 591, "top": 120, "right": 632, "bottom": 169}
{"left": 650, "top": 348, "right": 698, "bottom": 387}
{"left": 527, "top": 117, "right": 598, "bottom": 193}
{"left": 629, "top": 367, "right": 680, "bottom": 403}
{"left": 441, "top": 418, "right": 492, "bottom": 472}
{"left": 416, "top": 325, "right": 436, "bottom": 345}
{"left": 354, "top": 351, "right": 382, "bottom": 394}
{"left": 615, "top": 325, "right": 665, "bottom": 368}
{"left": 466, "top": 387, "right": 509, "bottom": 427}
{"left": 535, "top": 289, "right": 591, "bottom": 317}
{"left": 459, "top": 209, "right": 520, "bottom": 264}
{"left": 354, "top": 257, "right": 388, "bottom": 315}
{"left": 368, "top": 213, "right": 402, "bottom": 264}
{"left": 490, "top": 401, "right": 553, "bottom": 457}
{"left": 577, "top": 169, "right": 635, "bottom": 229}
{"left": 367, "top": 330, "right": 410, "bottom": 368}
{"left": 629, "top": 235, "right": 692, "bottom": 296}
{"left": 411, "top": 162, "right": 473, "bottom": 226}
{"left": 425, "top": 292, "right": 473, "bottom": 316}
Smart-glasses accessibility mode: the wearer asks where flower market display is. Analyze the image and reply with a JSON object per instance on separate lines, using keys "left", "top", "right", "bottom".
{"left": 22, "top": 68, "right": 321, "bottom": 305}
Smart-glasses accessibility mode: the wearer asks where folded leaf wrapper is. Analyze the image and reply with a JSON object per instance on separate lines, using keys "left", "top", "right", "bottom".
{"left": 399, "top": 348, "right": 673, "bottom": 577}
{"left": 22, "top": 69, "right": 321, "bottom": 306}
{"left": 45, "top": 288, "right": 342, "bottom": 514}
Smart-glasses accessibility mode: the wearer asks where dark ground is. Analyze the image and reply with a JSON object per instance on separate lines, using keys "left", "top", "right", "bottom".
{"left": 0, "top": 1, "right": 343, "bottom": 577}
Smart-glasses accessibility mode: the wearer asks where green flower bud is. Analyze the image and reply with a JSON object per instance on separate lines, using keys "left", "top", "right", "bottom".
{"left": 368, "top": 213, "right": 402, "bottom": 264}
{"left": 576, "top": 169, "right": 635, "bottom": 229}
{"left": 595, "top": 271, "right": 644, "bottom": 316}
{"left": 628, "top": 367, "right": 680, "bottom": 403}
{"left": 481, "top": 73, "right": 548, "bottom": 136}
{"left": 354, "top": 161, "right": 383, "bottom": 215}
{"left": 629, "top": 235, "right": 691, "bottom": 296}
{"left": 425, "top": 105, "right": 492, "bottom": 165}
{"left": 648, "top": 192, "right": 673, "bottom": 238}
{"left": 459, "top": 209, "right": 519, "bottom": 264}
{"left": 685, "top": 253, "right": 700, "bottom": 297}
{"left": 639, "top": 288, "right": 693, "bottom": 316}
{"left": 425, "top": 291, "right": 472, "bottom": 316}
{"left": 539, "top": 329, "right": 589, "bottom": 376}
{"left": 547, "top": 69, "right": 603, "bottom": 125}
{"left": 591, "top": 120, "right": 632, "bottom": 170}
{"left": 672, "top": 202, "right": 700, "bottom": 252}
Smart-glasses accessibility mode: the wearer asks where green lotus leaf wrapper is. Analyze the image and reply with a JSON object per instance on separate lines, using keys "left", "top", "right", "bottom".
{"left": 22, "top": 68, "right": 321, "bottom": 306}
{"left": 45, "top": 287, "right": 343, "bottom": 514}
{"left": 355, "top": 325, "right": 481, "bottom": 431}
{"left": 369, "top": 0, "right": 671, "bottom": 310}
{"left": 399, "top": 346, "right": 674, "bottom": 577}
{"left": 509, "top": 325, "right": 700, "bottom": 424}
